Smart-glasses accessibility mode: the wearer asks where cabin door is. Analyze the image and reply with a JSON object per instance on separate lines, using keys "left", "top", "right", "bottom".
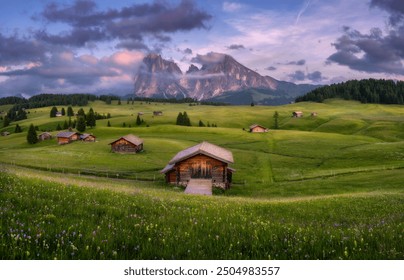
{"left": 191, "top": 161, "right": 212, "bottom": 179}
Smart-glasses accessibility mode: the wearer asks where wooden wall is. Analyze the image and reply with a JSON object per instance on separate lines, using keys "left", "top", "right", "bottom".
{"left": 111, "top": 139, "right": 143, "bottom": 153}
{"left": 166, "top": 154, "right": 231, "bottom": 187}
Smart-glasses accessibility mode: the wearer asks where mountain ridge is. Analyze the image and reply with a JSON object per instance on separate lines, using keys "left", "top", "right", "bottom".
{"left": 133, "top": 52, "right": 318, "bottom": 105}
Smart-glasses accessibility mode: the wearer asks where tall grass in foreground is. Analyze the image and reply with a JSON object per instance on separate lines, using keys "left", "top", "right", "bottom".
{"left": 1, "top": 173, "right": 403, "bottom": 260}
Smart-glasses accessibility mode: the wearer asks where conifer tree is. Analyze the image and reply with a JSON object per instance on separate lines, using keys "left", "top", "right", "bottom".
{"left": 76, "top": 116, "right": 86, "bottom": 132}
{"left": 27, "top": 124, "right": 38, "bottom": 144}
{"left": 50, "top": 106, "right": 58, "bottom": 118}
{"left": 3, "top": 115, "right": 10, "bottom": 127}
{"left": 107, "top": 120, "right": 111, "bottom": 127}
{"left": 61, "top": 108, "right": 66, "bottom": 116}
{"left": 56, "top": 123, "right": 62, "bottom": 130}
{"left": 63, "top": 120, "right": 68, "bottom": 129}
{"left": 176, "top": 112, "right": 183, "bottom": 125}
{"left": 86, "top": 108, "right": 96, "bottom": 128}
{"left": 14, "top": 124, "right": 22, "bottom": 133}
{"left": 273, "top": 111, "right": 279, "bottom": 129}
{"left": 136, "top": 115, "right": 142, "bottom": 125}
{"left": 67, "top": 106, "right": 74, "bottom": 117}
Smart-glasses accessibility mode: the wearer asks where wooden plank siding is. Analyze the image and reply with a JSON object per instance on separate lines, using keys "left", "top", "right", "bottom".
{"left": 169, "top": 154, "right": 230, "bottom": 188}
{"left": 110, "top": 139, "right": 143, "bottom": 153}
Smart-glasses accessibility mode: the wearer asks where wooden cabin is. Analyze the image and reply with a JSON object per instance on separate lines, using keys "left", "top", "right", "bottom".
{"left": 153, "top": 111, "right": 163, "bottom": 116}
{"left": 80, "top": 133, "right": 96, "bottom": 142}
{"left": 38, "top": 132, "right": 52, "bottom": 141}
{"left": 161, "top": 141, "right": 234, "bottom": 189}
{"left": 56, "top": 131, "right": 79, "bottom": 145}
{"left": 109, "top": 134, "right": 143, "bottom": 153}
{"left": 1, "top": 131, "right": 10, "bottom": 136}
{"left": 311, "top": 112, "right": 318, "bottom": 117}
{"left": 249, "top": 124, "right": 269, "bottom": 133}
{"left": 292, "top": 111, "right": 303, "bottom": 118}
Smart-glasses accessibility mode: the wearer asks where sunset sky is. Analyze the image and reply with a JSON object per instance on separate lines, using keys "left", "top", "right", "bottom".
{"left": 0, "top": 0, "right": 403, "bottom": 97}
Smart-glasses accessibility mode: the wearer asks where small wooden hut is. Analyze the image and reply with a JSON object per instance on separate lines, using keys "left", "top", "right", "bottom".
{"left": 153, "top": 111, "right": 163, "bottom": 116}
{"left": 80, "top": 133, "right": 96, "bottom": 142}
{"left": 56, "top": 131, "right": 79, "bottom": 145}
{"left": 292, "top": 111, "right": 303, "bottom": 118}
{"left": 161, "top": 141, "right": 234, "bottom": 189}
{"left": 249, "top": 124, "right": 269, "bottom": 133}
{"left": 109, "top": 134, "right": 143, "bottom": 153}
{"left": 38, "top": 132, "right": 52, "bottom": 141}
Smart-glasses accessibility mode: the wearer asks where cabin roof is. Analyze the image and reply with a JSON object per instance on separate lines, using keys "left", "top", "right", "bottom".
{"left": 160, "top": 163, "right": 175, "bottom": 174}
{"left": 39, "top": 132, "right": 52, "bottom": 136}
{"left": 56, "top": 131, "right": 78, "bottom": 138}
{"left": 109, "top": 134, "right": 143, "bottom": 146}
{"left": 168, "top": 141, "right": 234, "bottom": 165}
{"left": 80, "top": 133, "right": 95, "bottom": 140}
{"left": 249, "top": 124, "right": 268, "bottom": 129}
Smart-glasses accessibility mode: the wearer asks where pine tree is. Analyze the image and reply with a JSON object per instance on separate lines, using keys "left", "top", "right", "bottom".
{"left": 198, "top": 120, "right": 205, "bottom": 127}
{"left": 63, "top": 120, "right": 69, "bottom": 129}
{"left": 122, "top": 122, "right": 126, "bottom": 127}
{"left": 56, "top": 123, "right": 62, "bottom": 130}
{"left": 61, "top": 108, "right": 66, "bottom": 116}
{"left": 136, "top": 115, "right": 142, "bottom": 125}
{"left": 67, "top": 106, "right": 74, "bottom": 117}
{"left": 50, "top": 106, "right": 58, "bottom": 118}
{"left": 86, "top": 108, "right": 96, "bottom": 128}
{"left": 183, "top": 111, "right": 191, "bottom": 126}
{"left": 273, "top": 111, "right": 279, "bottom": 129}
{"left": 14, "top": 124, "right": 22, "bottom": 133}
{"left": 118, "top": 99, "right": 121, "bottom": 105}
{"left": 77, "top": 108, "right": 86, "bottom": 118}
{"left": 3, "top": 115, "right": 10, "bottom": 127}
{"left": 176, "top": 112, "right": 183, "bottom": 125}
{"left": 107, "top": 120, "right": 111, "bottom": 127}
{"left": 27, "top": 124, "right": 38, "bottom": 144}
{"left": 76, "top": 116, "right": 86, "bottom": 132}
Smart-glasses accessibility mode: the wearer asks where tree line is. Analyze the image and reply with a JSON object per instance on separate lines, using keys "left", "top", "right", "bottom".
{"left": 295, "top": 79, "right": 404, "bottom": 104}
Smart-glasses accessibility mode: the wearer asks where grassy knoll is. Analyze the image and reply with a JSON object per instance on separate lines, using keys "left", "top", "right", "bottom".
{"left": 1, "top": 169, "right": 403, "bottom": 260}
{"left": 0, "top": 99, "right": 404, "bottom": 259}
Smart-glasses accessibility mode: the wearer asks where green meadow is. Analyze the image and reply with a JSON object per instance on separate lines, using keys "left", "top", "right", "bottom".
{"left": 0, "top": 99, "right": 403, "bottom": 259}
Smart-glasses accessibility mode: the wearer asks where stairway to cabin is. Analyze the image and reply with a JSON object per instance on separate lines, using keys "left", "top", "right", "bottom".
{"left": 185, "top": 179, "right": 213, "bottom": 195}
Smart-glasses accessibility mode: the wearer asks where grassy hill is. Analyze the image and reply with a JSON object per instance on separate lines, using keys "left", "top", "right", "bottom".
{"left": 0, "top": 99, "right": 403, "bottom": 259}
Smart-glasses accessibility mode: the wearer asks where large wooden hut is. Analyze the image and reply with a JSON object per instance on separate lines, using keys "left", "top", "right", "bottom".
{"left": 249, "top": 124, "right": 269, "bottom": 133}
{"left": 161, "top": 141, "right": 234, "bottom": 189}
{"left": 56, "top": 131, "right": 79, "bottom": 145}
{"left": 109, "top": 134, "right": 143, "bottom": 153}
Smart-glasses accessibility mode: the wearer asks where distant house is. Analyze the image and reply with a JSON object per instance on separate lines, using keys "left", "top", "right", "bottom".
{"left": 56, "top": 112, "right": 63, "bottom": 117}
{"left": 153, "top": 111, "right": 163, "bottom": 116}
{"left": 38, "top": 132, "right": 52, "bottom": 141}
{"left": 292, "top": 111, "right": 303, "bottom": 118}
{"left": 1, "top": 131, "right": 10, "bottom": 136}
{"left": 80, "top": 133, "right": 96, "bottom": 142}
{"left": 249, "top": 124, "right": 269, "bottom": 133}
{"left": 311, "top": 112, "right": 318, "bottom": 117}
{"left": 161, "top": 141, "right": 235, "bottom": 189}
{"left": 56, "top": 131, "right": 79, "bottom": 145}
{"left": 137, "top": 112, "right": 144, "bottom": 116}
{"left": 109, "top": 134, "right": 143, "bottom": 153}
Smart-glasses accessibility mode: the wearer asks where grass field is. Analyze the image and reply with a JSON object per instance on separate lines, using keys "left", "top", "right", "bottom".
{"left": 0, "top": 99, "right": 403, "bottom": 259}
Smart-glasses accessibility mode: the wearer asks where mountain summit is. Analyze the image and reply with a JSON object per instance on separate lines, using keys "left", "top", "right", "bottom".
{"left": 134, "top": 52, "right": 318, "bottom": 104}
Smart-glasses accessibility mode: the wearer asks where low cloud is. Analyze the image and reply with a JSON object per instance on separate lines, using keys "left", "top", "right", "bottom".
{"left": 191, "top": 52, "right": 226, "bottom": 65}
{"left": 226, "top": 44, "right": 245, "bottom": 50}
{"left": 265, "top": 66, "right": 277, "bottom": 71}
{"left": 288, "top": 70, "right": 324, "bottom": 83}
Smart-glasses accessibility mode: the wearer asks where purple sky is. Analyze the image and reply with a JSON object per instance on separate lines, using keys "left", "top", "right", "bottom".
{"left": 0, "top": 0, "right": 403, "bottom": 97}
